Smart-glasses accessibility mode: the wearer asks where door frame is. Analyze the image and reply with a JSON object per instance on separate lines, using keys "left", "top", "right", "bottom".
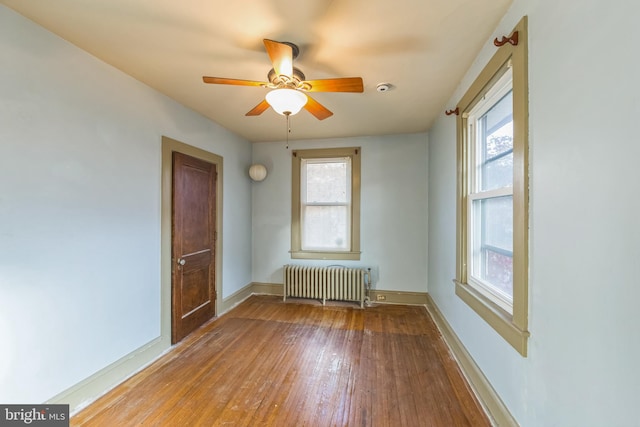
{"left": 161, "top": 136, "right": 223, "bottom": 344}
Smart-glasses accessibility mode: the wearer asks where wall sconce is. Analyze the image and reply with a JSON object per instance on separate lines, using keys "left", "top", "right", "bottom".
{"left": 249, "top": 164, "right": 268, "bottom": 182}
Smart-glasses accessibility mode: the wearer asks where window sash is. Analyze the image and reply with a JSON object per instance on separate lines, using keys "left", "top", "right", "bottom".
{"left": 467, "top": 190, "right": 514, "bottom": 312}
{"left": 301, "top": 205, "right": 350, "bottom": 251}
{"left": 301, "top": 157, "right": 351, "bottom": 204}
{"left": 468, "top": 68, "right": 513, "bottom": 195}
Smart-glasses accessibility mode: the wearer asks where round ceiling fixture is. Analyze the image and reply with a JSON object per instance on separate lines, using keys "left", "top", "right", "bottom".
{"left": 266, "top": 88, "right": 308, "bottom": 115}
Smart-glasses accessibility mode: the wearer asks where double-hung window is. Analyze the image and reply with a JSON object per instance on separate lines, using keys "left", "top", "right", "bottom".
{"left": 291, "top": 147, "right": 361, "bottom": 260}
{"left": 455, "top": 17, "right": 529, "bottom": 356}
{"left": 467, "top": 71, "right": 514, "bottom": 312}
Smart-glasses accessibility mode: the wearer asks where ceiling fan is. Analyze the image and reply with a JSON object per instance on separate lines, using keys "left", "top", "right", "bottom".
{"left": 202, "top": 39, "right": 364, "bottom": 120}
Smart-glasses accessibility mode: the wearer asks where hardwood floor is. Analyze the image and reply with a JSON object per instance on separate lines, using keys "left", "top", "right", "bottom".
{"left": 72, "top": 296, "right": 490, "bottom": 426}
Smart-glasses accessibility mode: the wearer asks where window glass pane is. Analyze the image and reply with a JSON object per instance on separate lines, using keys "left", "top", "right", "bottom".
{"left": 479, "top": 90, "right": 513, "bottom": 192}
{"left": 304, "top": 159, "right": 349, "bottom": 203}
{"left": 484, "top": 250, "right": 513, "bottom": 298}
{"left": 483, "top": 152, "right": 513, "bottom": 190}
{"left": 471, "top": 195, "right": 513, "bottom": 298}
{"left": 302, "top": 205, "right": 349, "bottom": 250}
{"left": 483, "top": 195, "right": 513, "bottom": 252}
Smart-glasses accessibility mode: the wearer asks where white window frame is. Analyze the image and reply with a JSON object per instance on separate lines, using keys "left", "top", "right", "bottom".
{"left": 291, "top": 147, "right": 361, "bottom": 260}
{"left": 454, "top": 17, "right": 529, "bottom": 356}
{"left": 467, "top": 69, "right": 514, "bottom": 313}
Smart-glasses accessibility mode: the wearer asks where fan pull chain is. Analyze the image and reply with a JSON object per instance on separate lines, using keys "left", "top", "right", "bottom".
{"left": 285, "top": 112, "right": 291, "bottom": 149}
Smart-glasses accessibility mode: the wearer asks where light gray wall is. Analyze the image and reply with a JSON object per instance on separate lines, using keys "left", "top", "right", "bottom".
{"left": 0, "top": 5, "right": 252, "bottom": 404}
{"left": 251, "top": 134, "right": 428, "bottom": 293}
{"left": 428, "top": 0, "right": 640, "bottom": 425}
{"left": 6, "top": 0, "right": 639, "bottom": 423}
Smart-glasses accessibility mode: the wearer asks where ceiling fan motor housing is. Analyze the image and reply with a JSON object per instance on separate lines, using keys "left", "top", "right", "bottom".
{"left": 281, "top": 41, "right": 300, "bottom": 59}
{"left": 268, "top": 67, "right": 307, "bottom": 87}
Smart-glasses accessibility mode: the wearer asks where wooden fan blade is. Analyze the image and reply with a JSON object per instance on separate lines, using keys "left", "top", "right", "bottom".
{"left": 246, "top": 99, "right": 271, "bottom": 116}
{"left": 304, "top": 95, "right": 333, "bottom": 120}
{"left": 304, "top": 77, "right": 364, "bottom": 93}
{"left": 263, "top": 39, "right": 293, "bottom": 78}
{"left": 203, "top": 76, "right": 268, "bottom": 87}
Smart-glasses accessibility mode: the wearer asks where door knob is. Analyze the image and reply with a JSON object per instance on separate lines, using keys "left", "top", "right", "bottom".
{"left": 177, "top": 258, "right": 186, "bottom": 266}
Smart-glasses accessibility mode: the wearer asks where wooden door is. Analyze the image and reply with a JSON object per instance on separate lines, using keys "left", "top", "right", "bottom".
{"left": 172, "top": 152, "right": 217, "bottom": 344}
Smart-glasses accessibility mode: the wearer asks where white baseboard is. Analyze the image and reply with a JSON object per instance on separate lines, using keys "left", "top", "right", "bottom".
{"left": 425, "top": 294, "right": 519, "bottom": 427}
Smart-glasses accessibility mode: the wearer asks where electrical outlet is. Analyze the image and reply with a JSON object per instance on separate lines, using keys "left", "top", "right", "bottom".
{"left": 376, "top": 294, "right": 386, "bottom": 301}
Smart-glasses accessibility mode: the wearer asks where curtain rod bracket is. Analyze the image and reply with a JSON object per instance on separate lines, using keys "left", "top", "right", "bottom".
{"left": 494, "top": 31, "right": 519, "bottom": 47}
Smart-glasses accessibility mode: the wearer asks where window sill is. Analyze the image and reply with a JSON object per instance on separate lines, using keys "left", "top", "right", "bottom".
{"left": 454, "top": 279, "right": 529, "bottom": 356}
{"left": 290, "top": 250, "right": 361, "bottom": 261}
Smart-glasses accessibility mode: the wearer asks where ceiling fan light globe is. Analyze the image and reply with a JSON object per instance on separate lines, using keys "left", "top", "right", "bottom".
{"left": 266, "top": 89, "right": 308, "bottom": 116}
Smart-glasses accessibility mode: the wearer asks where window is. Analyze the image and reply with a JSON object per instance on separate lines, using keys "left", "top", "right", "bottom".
{"left": 291, "top": 147, "right": 361, "bottom": 260}
{"left": 455, "top": 17, "right": 529, "bottom": 356}
{"left": 468, "top": 70, "right": 514, "bottom": 313}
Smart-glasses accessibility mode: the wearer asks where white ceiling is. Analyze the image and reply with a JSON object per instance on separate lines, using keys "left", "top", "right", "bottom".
{"left": 1, "top": 0, "right": 512, "bottom": 142}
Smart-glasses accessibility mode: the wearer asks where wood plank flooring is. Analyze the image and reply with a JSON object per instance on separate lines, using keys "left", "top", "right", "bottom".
{"left": 72, "top": 295, "right": 490, "bottom": 426}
